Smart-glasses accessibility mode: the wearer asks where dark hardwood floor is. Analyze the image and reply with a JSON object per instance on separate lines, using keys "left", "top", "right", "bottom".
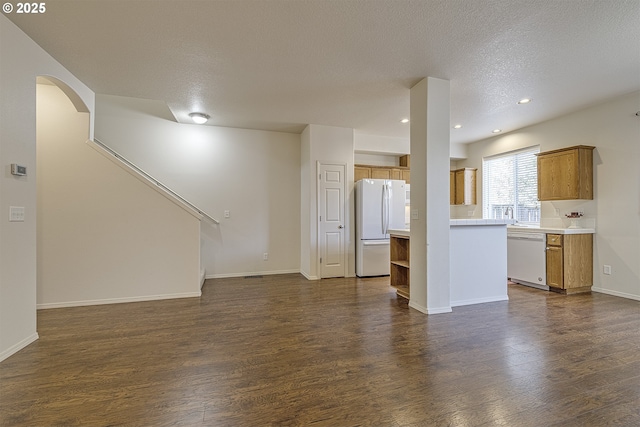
{"left": 1, "top": 274, "right": 639, "bottom": 426}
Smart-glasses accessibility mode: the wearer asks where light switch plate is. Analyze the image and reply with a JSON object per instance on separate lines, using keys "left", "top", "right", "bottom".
{"left": 9, "top": 206, "right": 25, "bottom": 222}
{"left": 411, "top": 209, "right": 419, "bottom": 220}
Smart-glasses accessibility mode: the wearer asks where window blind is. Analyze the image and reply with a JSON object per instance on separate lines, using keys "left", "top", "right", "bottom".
{"left": 482, "top": 147, "right": 540, "bottom": 224}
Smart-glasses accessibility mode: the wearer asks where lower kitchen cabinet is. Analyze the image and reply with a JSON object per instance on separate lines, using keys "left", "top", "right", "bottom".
{"left": 546, "top": 233, "right": 593, "bottom": 294}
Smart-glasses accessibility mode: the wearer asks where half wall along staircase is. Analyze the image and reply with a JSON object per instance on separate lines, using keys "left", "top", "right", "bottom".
{"left": 89, "top": 138, "right": 219, "bottom": 224}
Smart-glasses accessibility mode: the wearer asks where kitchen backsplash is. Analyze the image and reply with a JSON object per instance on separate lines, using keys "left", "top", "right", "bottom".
{"left": 450, "top": 200, "right": 597, "bottom": 230}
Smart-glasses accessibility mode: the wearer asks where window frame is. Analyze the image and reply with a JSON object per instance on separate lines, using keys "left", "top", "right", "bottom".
{"left": 482, "top": 146, "right": 540, "bottom": 225}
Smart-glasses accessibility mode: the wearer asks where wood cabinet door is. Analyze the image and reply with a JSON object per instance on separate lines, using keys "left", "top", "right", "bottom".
{"left": 354, "top": 166, "right": 371, "bottom": 182}
{"left": 450, "top": 171, "right": 455, "bottom": 205}
{"left": 455, "top": 170, "right": 464, "bottom": 204}
{"left": 371, "top": 168, "right": 391, "bottom": 179}
{"left": 563, "top": 234, "right": 593, "bottom": 289}
{"left": 546, "top": 246, "right": 564, "bottom": 289}
{"left": 402, "top": 169, "right": 410, "bottom": 184}
{"left": 454, "top": 169, "right": 476, "bottom": 205}
{"left": 538, "top": 150, "right": 579, "bottom": 201}
{"left": 390, "top": 169, "right": 402, "bottom": 180}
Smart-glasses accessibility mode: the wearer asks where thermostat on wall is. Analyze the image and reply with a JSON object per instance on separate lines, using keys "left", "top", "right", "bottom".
{"left": 11, "top": 164, "right": 27, "bottom": 176}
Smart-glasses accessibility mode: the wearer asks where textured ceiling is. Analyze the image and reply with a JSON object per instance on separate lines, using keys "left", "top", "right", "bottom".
{"left": 6, "top": 0, "right": 640, "bottom": 145}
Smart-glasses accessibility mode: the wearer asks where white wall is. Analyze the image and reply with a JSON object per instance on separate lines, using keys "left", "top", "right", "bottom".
{"left": 449, "top": 142, "right": 468, "bottom": 160}
{"left": 0, "top": 15, "right": 95, "bottom": 362}
{"left": 354, "top": 133, "right": 409, "bottom": 155}
{"left": 353, "top": 132, "right": 467, "bottom": 159}
{"left": 458, "top": 91, "right": 640, "bottom": 300}
{"left": 95, "top": 95, "right": 301, "bottom": 278}
{"left": 300, "top": 124, "right": 355, "bottom": 279}
{"left": 37, "top": 84, "right": 201, "bottom": 307}
{"left": 354, "top": 153, "right": 399, "bottom": 167}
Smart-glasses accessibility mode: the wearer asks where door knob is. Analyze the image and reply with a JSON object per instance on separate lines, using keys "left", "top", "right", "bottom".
{"left": 338, "top": 225, "right": 344, "bottom": 229}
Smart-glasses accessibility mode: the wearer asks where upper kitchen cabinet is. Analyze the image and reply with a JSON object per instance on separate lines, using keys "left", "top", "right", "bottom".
{"left": 354, "top": 166, "right": 372, "bottom": 182}
{"left": 451, "top": 168, "right": 477, "bottom": 205}
{"left": 354, "top": 163, "right": 410, "bottom": 184}
{"left": 536, "top": 146, "right": 595, "bottom": 201}
{"left": 450, "top": 171, "right": 455, "bottom": 205}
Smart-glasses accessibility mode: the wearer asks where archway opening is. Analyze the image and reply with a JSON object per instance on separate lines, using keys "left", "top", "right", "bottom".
{"left": 36, "top": 76, "right": 91, "bottom": 306}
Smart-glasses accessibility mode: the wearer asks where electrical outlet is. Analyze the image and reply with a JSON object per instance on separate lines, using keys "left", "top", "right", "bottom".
{"left": 224, "top": 210, "right": 230, "bottom": 218}
{"left": 263, "top": 252, "right": 268, "bottom": 261}
{"left": 603, "top": 265, "right": 612, "bottom": 275}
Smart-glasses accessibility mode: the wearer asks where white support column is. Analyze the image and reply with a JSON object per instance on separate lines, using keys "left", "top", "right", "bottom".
{"left": 409, "top": 77, "right": 452, "bottom": 314}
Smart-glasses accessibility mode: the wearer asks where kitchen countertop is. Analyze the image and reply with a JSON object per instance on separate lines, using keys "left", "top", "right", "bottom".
{"left": 389, "top": 220, "right": 515, "bottom": 238}
{"left": 450, "top": 219, "right": 515, "bottom": 226}
{"left": 390, "top": 221, "right": 594, "bottom": 236}
{"left": 388, "top": 229, "right": 410, "bottom": 237}
{"left": 507, "top": 225, "right": 595, "bottom": 234}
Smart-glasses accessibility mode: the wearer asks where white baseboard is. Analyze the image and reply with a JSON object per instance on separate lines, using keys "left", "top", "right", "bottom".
{"left": 300, "top": 271, "right": 319, "bottom": 281}
{"left": 0, "top": 332, "right": 39, "bottom": 363}
{"left": 451, "top": 295, "right": 509, "bottom": 307}
{"left": 426, "top": 306, "right": 453, "bottom": 314}
{"left": 37, "top": 291, "right": 202, "bottom": 310}
{"left": 205, "top": 269, "right": 300, "bottom": 280}
{"left": 409, "top": 300, "right": 452, "bottom": 315}
{"left": 591, "top": 286, "right": 640, "bottom": 301}
{"left": 408, "top": 300, "right": 428, "bottom": 313}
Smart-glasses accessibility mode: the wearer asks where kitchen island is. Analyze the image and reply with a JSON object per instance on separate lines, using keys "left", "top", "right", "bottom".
{"left": 390, "top": 219, "right": 514, "bottom": 308}
{"left": 449, "top": 219, "right": 514, "bottom": 306}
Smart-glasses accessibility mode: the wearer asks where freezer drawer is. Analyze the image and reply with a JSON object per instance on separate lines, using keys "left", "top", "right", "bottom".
{"left": 356, "top": 240, "right": 390, "bottom": 277}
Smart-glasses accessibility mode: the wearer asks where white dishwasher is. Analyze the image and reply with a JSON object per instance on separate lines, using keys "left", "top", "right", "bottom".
{"left": 507, "top": 231, "right": 549, "bottom": 290}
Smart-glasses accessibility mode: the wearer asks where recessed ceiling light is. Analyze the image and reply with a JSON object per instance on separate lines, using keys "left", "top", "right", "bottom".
{"left": 400, "top": 118, "right": 409, "bottom": 124}
{"left": 189, "top": 112, "right": 210, "bottom": 124}
{"left": 453, "top": 124, "right": 462, "bottom": 129}
{"left": 517, "top": 98, "right": 532, "bottom": 104}
{"left": 492, "top": 129, "right": 502, "bottom": 133}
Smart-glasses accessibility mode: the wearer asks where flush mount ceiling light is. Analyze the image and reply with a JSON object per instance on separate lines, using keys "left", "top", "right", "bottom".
{"left": 492, "top": 129, "right": 502, "bottom": 134}
{"left": 189, "top": 112, "right": 210, "bottom": 124}
{"left": 453, "top": 124, "right": 462, "bottom": 129}
{"left": 400, "top": 118, "right": 409, "bottom": 123}
{"left": 517, "top": 98, "right": 532, "bottom": 104}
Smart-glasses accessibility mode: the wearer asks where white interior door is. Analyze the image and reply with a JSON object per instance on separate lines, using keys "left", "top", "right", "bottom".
{"left": 318, "top": 162, "right": 346, "bottom": 278}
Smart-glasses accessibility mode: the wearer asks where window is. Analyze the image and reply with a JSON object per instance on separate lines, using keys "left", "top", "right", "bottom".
{"left": 482, "top": 147, "right": 540, "bottom": 224}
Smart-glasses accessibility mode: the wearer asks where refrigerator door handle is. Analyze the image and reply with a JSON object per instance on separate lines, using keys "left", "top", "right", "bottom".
{"left": 362, "top": 240, "right": 389, "bottom": 246}
{"left": 382, "top": 182, "right": 389, "bottom": 234}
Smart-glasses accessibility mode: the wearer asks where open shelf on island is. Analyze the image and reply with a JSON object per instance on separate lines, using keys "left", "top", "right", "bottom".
{"left": 390, "top": 234, "right": 410, "bottom": 299}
